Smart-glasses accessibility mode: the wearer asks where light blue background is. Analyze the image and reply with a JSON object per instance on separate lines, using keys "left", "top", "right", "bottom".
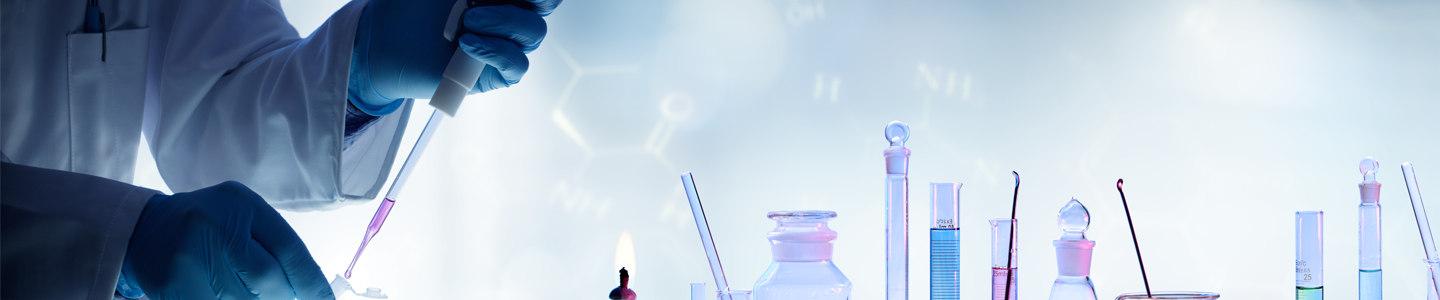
{"left": 131, "top": 0, "right": 1440, "bottom": 298}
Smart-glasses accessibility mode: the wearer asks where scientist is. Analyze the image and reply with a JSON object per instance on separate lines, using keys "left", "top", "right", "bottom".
{"left": 0, "top": 0, "right": 559, "bottom": 298}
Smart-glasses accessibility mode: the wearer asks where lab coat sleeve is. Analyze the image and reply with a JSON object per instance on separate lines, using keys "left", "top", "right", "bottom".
{"left": 1, "top": 162, "right": 157, "bottom": 300}
{"left": 146, "top": 0, "right": 408, "bottom": 211}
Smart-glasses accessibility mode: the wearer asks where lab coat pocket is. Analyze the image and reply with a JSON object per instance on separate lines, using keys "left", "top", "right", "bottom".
{"left": 66, "top": 28, "right": 149, "bottom": 181}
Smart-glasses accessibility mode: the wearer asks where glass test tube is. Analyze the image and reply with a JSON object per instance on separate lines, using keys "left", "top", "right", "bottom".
{"left": 1296, "top": 211, "right": 1323, "bottom": 300}
{"left": 883, "top": 121, "right": 910, "bottom": 300}
{"left": 691, "top": 283, "right": 707, "bottom": 300}
{"left": 991, "top": 219, "right": 1018, "bottom": 300}
{"left": 1358, "top": 158, "right": 1381, "bottom": 300}
{"left": 931, "top": 183, "right": 961, "bottom": 300}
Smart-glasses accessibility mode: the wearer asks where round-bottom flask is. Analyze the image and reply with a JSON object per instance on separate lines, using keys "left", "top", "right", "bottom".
{"left": 753, "top": 211, "right": 852, "bottom": 300}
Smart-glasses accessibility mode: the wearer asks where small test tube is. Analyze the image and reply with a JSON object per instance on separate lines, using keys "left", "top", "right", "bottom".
{"left": 1296, "top": 211, "right": 1323, "bottom": 300}
{"left": 691, "top": 283, "right": 706, "bottom": 300}
{"left": 930, "top": 183, "right": 961, "bottom": 300}
{"left": 991, "top": 219, "right": 1018, "bottom": 300}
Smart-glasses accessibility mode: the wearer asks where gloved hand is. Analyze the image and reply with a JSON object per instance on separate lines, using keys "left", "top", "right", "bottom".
{"left": 347, "top": 0, "right": 561, "bottom": 115}
{"left": 120, "top": 181, "right": 333, "bottom": 300}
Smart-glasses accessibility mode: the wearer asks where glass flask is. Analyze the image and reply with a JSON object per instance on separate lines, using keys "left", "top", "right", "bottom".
{"left": 752, "top": 211, "right": 852, "bottom": 300}
{"left": 931, "top": 182, "right": 961, "bottom": 300}
{"left": 991, "top": 219, "right": 1018, "bottom": 300}
{"left": 1049, "top": 199, "right": 1097, "bottom": 300}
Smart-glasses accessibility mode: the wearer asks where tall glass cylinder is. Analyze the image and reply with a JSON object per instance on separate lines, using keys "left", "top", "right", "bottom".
{"left": 931, "top": 183, "right": 961, "bottom": 300}
{"left": 883, "top": 121, "right": 910, "bottom": 300}
{"left": 1296, "top": 211, "right": 1323, "bottom": 300}
{"left": 1359, "top": 189, "right": 1381, "bottom": 300}
{"left": 1358, "top": 157, "right": 1381, "bottom": 300}
{"left": 991, "top": 219, "right": 1018, "bottom": 300}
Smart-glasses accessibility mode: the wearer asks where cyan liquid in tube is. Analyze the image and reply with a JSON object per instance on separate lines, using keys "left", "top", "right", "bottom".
{"left": 1297, "top": 211, "right": 1323, "bottom": 300}
{"left": 1358, "top": 157, "right": 1381, "bottom": 300}
{"left": 930, "top": 183, "right": 960, "bottom": 300}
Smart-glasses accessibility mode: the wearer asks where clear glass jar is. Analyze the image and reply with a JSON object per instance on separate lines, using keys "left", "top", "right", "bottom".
{"left": 752, "top": 210, "right": 852, "bottom": 300}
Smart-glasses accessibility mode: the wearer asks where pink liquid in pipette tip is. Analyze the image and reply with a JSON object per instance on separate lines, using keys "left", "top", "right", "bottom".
{"left": 345, "top": 198, "right": 397, "bottom": 279}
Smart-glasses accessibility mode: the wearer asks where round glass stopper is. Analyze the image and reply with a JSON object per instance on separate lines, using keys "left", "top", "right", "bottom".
{"left": 1360, "top": 156, "right": 1379, "bottom": 182}
{"left": 884, "top": 121, "right": 909, "bottom": 146}
{"left": 1058, "top": 198, "right": 1090, "bottom": 240}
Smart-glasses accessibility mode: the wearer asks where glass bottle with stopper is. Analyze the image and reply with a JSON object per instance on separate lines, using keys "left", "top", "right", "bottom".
{"left": 1048, "top": 198, "right": 1097, "bottom": 300}
{"left": 752, "top": 210, "right": 852, "bottom": 300}
{"left": 882, "top": 121, "right": 910, "bottom": 300}
{"left": 1357, "top": 157, "right": 1382, "bottom": 300}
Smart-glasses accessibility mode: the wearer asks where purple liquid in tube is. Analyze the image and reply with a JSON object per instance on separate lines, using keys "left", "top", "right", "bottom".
{"left": 346, "top": 198, "right": 397, "bottom": 278}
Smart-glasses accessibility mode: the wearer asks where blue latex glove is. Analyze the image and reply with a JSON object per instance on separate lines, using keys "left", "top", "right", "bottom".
{"left": 121, "top": 181, "right": 333, "bottom": 300}
{"left": 347, "top": 0, "right": 561, "bottom": 115}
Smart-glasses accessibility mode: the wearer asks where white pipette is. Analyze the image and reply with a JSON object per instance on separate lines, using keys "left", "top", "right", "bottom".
{"left": 342, "top": 0, "right": 486, "bottom": 279}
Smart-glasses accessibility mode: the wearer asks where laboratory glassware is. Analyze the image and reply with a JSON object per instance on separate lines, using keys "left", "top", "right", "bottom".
{"left": 1296, "top": 211, "right": 1323, "bottom": 300}
{"left": 681, "top": 173, "right": 736, "bottom": 300}
{"left": 931, "top": 182, "right": 961, "bottom": 300}
{"left": 1404, "top": 162, "right": 1440, "bottom": 297}
{"left": 992, "top": 219, "right": 1018, "bottom": 300}
{"left": 328, "top": 274, "right": 389, "bottom": 299}
{"left": 1114, "top": 292, "right": 1220, "bottom": 300}
{"left": 1049, "top": 199, "right": 1097, "bottom": 300}
{"left": 752, "top": 210, "right": 853, "bottom": 300}
{"left": 722, "top": 290, "right": 753, "bottom": 300}
{"left": 883, "top": 120, "right": 911, "bottom": 300}
{"left": 692, "top": 283, "right": 707, "bottom": 300}
{"left": 343, "top": 0, "right": 495, "bottom": 279}
{"left": 1427, "top": 259, "right": 1440, "bottom": 300}
{"left": 1357, "top": 157, "right": 1381, "bottom": 300}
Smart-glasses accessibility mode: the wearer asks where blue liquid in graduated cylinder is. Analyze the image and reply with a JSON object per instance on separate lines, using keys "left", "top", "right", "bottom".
{"left": 1359, "top": 269, "right": 1381, "bottom": 300}
{"left": 931, "top": 229, "right": 960, "bottom": 300}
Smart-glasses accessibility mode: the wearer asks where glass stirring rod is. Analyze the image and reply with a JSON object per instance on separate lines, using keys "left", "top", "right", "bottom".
{"left": 1402, "top": 162, "right": 1440, "bottom": 296}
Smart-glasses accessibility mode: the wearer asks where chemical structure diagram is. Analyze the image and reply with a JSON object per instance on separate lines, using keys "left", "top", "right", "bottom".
{"left": 543, "top": 45, "right": 700, "bottom": 226}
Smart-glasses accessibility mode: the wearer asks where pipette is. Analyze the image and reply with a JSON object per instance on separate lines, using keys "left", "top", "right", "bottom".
{"left": 681, "top": 173, "right": 733, "bottom": 300}
{"left": 1402, "top": 162, "right": 1440, "bottom": 296}
{"left": 342, "top": 0, "right": 497, "bottom": 279}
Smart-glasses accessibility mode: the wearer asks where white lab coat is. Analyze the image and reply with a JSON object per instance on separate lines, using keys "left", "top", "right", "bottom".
{"left": 1, "top": 0, "right": 410, "bottom": 212}
{"left": 3, "top": 0, "right": 406, "bottom": 298}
